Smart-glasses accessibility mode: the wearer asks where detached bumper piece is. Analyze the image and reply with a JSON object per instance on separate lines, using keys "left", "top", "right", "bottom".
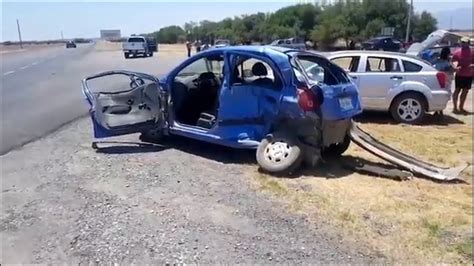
{"left": 349, "top": 123, "right": 468, "bottom": 181}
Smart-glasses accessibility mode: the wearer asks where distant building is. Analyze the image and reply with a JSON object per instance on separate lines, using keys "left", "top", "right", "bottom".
{"left": 100, "top": 30, "right": 121, "bottom": 40}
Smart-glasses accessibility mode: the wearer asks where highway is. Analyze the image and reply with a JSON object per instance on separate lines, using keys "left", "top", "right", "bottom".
{"left": 0, "top": 42, "right": 183, "bottom": 155}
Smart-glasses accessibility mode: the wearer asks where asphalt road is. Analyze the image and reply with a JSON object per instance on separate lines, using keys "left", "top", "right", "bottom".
{"left": 0, "top": 43, "right": 182, "bottom": 155}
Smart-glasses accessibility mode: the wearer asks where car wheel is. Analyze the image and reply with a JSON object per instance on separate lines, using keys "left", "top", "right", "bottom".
{"left": 322, "top": 134, "right": 351, "bottom": 158}
{"left": 256, "top": 131, "right": 303, "bottom": 175}
{"left": 390, "top": 92, "right": 427, "bottom": 124}
{"left": 124, "top": 53, "right": 129, "bottom": 59}
{"left": 149, "top": 52, "right": 154, "bottom": 57}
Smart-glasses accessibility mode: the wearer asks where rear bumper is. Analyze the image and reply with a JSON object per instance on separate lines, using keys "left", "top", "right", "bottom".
{"left": 124, "top": 50, "right": 146, "bottom": 54}
{"left": 429, "top": 90, "right": 451, "bottom": 111}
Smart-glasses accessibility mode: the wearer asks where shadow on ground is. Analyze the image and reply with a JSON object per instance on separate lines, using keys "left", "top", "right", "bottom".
{"left": 354, "top": 111, "right": 464, "bottom": 125}
{"left": 95, "top": 137, "right": 417, "bottom": 182}
{"left": 94, "top": 136, "right": 256, "bottom": 165}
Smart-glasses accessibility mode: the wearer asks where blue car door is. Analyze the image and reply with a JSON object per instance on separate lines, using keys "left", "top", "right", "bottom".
{"left": 82, "top": 70, "right": 167, "bottom": 138}
{"left": 212, "top": 51, "right": 282, "bottom": 142}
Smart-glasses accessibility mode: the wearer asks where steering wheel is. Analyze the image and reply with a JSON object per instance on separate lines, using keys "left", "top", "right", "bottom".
{"left": 130, "top": 76, "right": 145, "bottom": 89}
{"left": 192, "top": 72, "right": 218, "bottom": 89}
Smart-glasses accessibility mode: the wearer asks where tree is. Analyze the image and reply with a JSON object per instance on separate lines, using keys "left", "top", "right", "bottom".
{"left": 154, "top": 25, "right": 185, "bottom": 43}
{"left": 412, "top": 11, "right": 437, "bottom": 41}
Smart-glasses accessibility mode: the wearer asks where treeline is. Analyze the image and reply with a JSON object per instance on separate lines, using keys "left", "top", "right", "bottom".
{"left": 148, "top": 0, "right": 437, "bottom": 47}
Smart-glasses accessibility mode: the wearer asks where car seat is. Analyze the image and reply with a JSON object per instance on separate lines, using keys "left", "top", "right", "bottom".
{"left": 251, "top": 62, "right": 273, "bottom": 87}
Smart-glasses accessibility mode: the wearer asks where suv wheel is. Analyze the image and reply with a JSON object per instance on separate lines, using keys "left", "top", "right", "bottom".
{"left": 124, "top": 53, "right": 130, "bottom": 59}
{"left": 256, "top": 131, "right": 303, "bottom": 175}
{"left": 390, "top": 92, "right": 426, "bottom": 124}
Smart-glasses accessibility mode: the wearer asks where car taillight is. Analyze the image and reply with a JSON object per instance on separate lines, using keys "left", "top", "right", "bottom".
{"left": 298, "top": 87, "right": 321, "bottom": 111}
{"left": 436, "top": 72, "right": 447, "bottom": 89}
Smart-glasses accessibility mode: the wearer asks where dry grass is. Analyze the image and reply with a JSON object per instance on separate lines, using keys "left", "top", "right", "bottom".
{"left": 251, "top": 113, "right": 473, "bottom": 264}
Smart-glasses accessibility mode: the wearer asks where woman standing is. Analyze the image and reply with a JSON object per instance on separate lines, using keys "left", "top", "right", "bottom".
{"left": 433, "top": 46, "right": 455, "bottom": 116}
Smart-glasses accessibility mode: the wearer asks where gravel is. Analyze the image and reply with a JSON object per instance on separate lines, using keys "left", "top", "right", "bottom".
{"left": 1, "top": 118, "right": 380, "bottom": 263}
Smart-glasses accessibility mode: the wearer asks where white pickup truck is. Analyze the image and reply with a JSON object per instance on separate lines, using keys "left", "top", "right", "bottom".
{"left": 122, "top": 36, "right": 154, "bottom": 59}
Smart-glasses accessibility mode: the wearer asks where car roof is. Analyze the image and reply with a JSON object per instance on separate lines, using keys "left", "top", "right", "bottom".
{"left": 326, "top": 50, "right": 419, "bottom": 59}
{"left": 208, "top": 45, "right": 297, "bottom": 54}
{"left": 325, "top": 50, "right": 435, "bottom": 68}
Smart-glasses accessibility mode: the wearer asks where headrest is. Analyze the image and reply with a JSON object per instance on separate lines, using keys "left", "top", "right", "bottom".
{"left": 252, "top": 62, "right": 268, "bottom": 76}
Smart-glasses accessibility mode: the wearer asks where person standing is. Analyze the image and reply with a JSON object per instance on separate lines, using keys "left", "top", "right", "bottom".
{"left": 186, "top": 41, "right": 192, "bottom": 57}
{"left": 451, "top": 37, "right": 473, "bottom": 114}
{"left": 433, "top": 46, "right": 455, "bottom": 116}
{"left": 195, "top": 40, "right": 202, "bottom": 53}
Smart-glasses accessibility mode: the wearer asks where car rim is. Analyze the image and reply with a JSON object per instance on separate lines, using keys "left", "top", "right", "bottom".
{"left": 397, "top": 98, "right": 421, "bottom": 121}
{"left": 264, "top": 141, "right": 292, "bottom": 164}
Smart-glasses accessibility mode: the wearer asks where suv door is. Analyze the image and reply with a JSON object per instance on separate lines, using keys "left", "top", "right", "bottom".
{"left": 82, "top": 70, "right": 166, "bottom": 138}
{"left": 357, "top": 56, "right": 403, "bottom": 110}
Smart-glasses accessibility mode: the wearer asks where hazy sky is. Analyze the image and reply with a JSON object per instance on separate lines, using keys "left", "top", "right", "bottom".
{"left": 1, "top": 0, "right": 472, "bottom": 41}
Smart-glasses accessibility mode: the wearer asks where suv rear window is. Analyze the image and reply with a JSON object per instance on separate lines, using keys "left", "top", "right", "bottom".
{"left": 293, "top": 55, "right": 351, "bottom": 85}
{"left": 128, "top": 37, "right": 145, "bottom": 42}
{"left": 402, "top": 60, "right": 423, "bottom": 72}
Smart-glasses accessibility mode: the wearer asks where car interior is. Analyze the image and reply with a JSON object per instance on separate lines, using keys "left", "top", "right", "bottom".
{"left": 171, "top": 54, "right": 279, "bottom": 129}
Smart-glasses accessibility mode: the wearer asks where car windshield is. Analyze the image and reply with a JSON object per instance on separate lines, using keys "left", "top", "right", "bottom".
{"left": 215, "top": 40, "right": 229, "bottom": 45}
{"left": 128, "top": 37, "right": 145, "bottom": 42}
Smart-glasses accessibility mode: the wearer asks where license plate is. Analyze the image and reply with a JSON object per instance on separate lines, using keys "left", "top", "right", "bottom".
{"left": 339, "top": 97, "right": 353, "bottom": 111}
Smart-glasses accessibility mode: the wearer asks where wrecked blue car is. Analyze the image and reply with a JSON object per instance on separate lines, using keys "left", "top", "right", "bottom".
{"left": 82, "top": 46, "right": 362, "bottom": 174}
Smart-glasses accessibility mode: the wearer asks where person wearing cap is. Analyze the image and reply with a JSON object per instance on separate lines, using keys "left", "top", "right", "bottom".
{"left": 451, "top": 36, "right": 473, "bottom": 114}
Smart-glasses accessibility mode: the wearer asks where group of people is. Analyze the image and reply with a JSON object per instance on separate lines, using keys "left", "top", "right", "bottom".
{"left": 432, "top": 36, "right": 473, "bottom": 115}
{"left": 185, "top": 40, "right": 211, "bottom": 57}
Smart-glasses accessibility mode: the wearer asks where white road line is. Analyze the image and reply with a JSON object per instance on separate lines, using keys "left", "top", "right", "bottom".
{"left": 3, "top": 71, "right": 15, "bottom": 76}
{"left": 19, "top": 65, "right": 29, "bottom": 70}
{"left": 31, "top": 61, "right": 38, "bottom": 66}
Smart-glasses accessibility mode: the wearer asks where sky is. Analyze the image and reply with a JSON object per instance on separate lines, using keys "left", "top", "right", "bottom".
{"left": 1, "top": 0, "right": 473, "bottom": 41}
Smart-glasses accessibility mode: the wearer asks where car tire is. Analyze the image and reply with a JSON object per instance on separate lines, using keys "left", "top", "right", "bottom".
{"left": 124, "top": 53, "right": 130, "bottom": 59}
{"left": 256, "top": 131, "right": 304, "bottom": 175}
{"left": 390, "top": 92, "right": 427, "bottom": 125}
{"left": 322, "top": 134, "right": 351, "bottom": 158}
{"left": 149, "top": 52, "right": 154, "bottom": 57}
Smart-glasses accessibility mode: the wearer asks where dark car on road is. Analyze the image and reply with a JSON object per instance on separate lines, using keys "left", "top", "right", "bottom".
{"left": 66, "top": 41, "right": 77, "bottom": 48}
{"left": 362, "top": 36, "right": 402, "bottom": 52}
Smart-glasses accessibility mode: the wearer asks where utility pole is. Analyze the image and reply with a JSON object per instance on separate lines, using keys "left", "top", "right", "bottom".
{"left": 16, "top": 19, "right": 23, "bottom": 49}
{"left": 405, "top": 0, "right": 413, "bottom": 43}
{"left": 61, "top": 30, "right": 64, "bottom": 40}
{"left": 449, "top": 16, "right": 453, "bottom": 30}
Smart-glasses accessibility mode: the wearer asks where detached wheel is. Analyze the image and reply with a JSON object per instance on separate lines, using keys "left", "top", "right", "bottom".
{"left": 322, "top": 134, "right": 351, "bottom": 158}
{"left": 390, "top": 92, "right": 426, "bottom": 124}
{"left": 256, "top": 132, "right": 303, "bottom": 175}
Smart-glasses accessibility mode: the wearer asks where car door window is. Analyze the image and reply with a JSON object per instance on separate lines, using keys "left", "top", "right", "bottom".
{"left": 366, "top": 57, "right": 401, "bottom": 72}
{"left": 402, "top": 60, "right": 423, "bottom": 72}
{"left": 331, "top": 56, "right": 360, "bottom": 72}
{"left": 232, "top": 58, "right": 276, "bottom": 85}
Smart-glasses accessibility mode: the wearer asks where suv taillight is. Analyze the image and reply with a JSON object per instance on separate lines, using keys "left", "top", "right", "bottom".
{"left": 298, "top": 87, "right": 321, "bottom": 111}
{"left": 436, "top": 72, "right": 447, "bottom": 89}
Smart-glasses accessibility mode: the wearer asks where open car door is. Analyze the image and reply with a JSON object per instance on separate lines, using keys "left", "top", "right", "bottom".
{"left": 82, "top": 70, "right": 167, "bottom": 139}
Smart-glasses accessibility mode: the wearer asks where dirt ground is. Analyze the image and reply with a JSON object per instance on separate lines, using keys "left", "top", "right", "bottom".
{"left": 0, "top": 43, "right": 63, "bottom": 54}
